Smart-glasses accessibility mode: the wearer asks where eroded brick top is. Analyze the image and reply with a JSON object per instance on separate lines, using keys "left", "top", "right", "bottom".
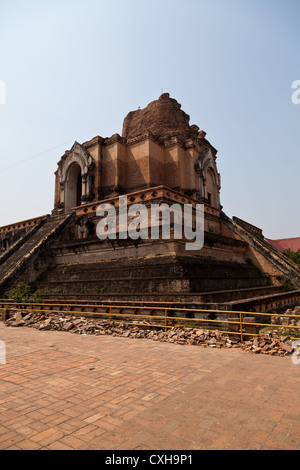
{"left": 122, "top": 93, "right": 202, "bottom": 145}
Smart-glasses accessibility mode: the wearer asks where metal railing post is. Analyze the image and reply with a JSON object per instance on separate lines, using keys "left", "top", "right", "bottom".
{"left": 239, "top": 312, "right": 244, "bottom": 344}
{"left": 165, "top": 309, "right": 168, "bottom": 332}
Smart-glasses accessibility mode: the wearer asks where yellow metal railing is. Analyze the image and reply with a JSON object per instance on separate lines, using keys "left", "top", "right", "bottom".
{"left": 1, "top": 301, "right": 300, "bottom": 343}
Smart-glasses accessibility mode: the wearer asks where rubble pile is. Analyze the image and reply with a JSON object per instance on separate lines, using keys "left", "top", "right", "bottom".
{"left": 1, "top": 309, "right": 296, "bottom": 357}
{"left": 271, "top": 306, "right": 300, "bottom": 327}
{"left": 241, "top": 335, "right": 294, "bottom": 356}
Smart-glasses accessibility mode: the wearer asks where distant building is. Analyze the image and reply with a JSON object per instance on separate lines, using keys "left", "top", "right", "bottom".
{"left": 266, "top": 238, "right": 300, "bottom": 252}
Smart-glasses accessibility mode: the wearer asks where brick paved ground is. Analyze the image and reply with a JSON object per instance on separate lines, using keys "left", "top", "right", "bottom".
{"left": 0, "top": 322, "right": 299, "bottom": 450}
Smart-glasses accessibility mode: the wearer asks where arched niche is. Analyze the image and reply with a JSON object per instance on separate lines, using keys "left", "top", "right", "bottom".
{"left": 64, "top": 164, "right": 83, "bottom": 213}
{"left": 195, "top": 147, "right": 221, "bottom": 209}
{"left": 59, "top": 142, "right": 95, "bottom": 213}
{"left": 206, "top": 168, "right": 217, "bottom": 208}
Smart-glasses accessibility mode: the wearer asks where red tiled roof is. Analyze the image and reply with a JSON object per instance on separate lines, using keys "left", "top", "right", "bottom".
{"left": 266, "top": 238, "right": 300, "bottom": 252}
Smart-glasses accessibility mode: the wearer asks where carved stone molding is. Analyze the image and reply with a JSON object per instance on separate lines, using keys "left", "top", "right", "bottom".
{"left": 59, "top": 142, "right": 95, "bottom": 213}
{"left": 195, "top": 148, "right": 221, "bottom": 209}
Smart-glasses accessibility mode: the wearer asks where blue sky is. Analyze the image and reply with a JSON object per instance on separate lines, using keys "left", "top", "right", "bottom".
{"left": 0, "top": 0, "right": 299, "bottom": 239}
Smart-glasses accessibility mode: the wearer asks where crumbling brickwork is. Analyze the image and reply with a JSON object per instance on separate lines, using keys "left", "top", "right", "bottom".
{"left": 53, "top": 93, "right": 221, "bottom": 214}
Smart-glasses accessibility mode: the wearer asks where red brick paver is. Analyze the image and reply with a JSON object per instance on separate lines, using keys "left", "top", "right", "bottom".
{"left": 0, "top": 322, "right": 299, "bottom": 450}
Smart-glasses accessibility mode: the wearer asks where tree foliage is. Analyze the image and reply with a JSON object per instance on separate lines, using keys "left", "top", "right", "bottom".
{"left": 283, "top": 248, "right": 300, "bottom": 266}
{"left": 7, "top": 283, "right": 41, "bottom": 304}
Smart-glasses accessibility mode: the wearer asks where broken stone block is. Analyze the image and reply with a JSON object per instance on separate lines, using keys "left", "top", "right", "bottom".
{"left": 39, "top": 318, "right": 52, "bottom": 330}
{"left": 196, "top": 329, "right": 205, "bottom": 336}
{"left": 10, "top": 311, "right": 25, "bottom": 327}
{"left": 23, "top": 313, "right": 33, "bottom": 322}
{"left": 208, "top": 337, "right": 217, "bottom": 345}
{"left": 279, "top": 342, "right": 293, "bottom": 353}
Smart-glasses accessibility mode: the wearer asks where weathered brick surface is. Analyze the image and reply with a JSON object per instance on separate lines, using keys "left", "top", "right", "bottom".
{"left": 122, "top": 93, "right": 199, "bottom": 144}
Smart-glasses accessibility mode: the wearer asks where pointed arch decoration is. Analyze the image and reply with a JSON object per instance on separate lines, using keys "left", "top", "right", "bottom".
{"left": 194, "top": 148, "right": 221, "bottom": 209}
{"left": 59, "top": 142, "right": 95, "bottom": 213}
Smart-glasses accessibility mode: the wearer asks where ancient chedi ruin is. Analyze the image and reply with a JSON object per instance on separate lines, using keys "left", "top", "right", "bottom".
{"left": 0, "top": 93, "right": 299, "bottom": 311}
{"left": 53, "top": 93, "right": 221, "bottom": 213}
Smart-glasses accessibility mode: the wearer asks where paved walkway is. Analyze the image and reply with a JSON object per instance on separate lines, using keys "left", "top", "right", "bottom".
{"left": 0, "top": 322, "right": 299, "bottom": 450}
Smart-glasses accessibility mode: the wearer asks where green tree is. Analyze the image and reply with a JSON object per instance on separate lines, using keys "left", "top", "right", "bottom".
{"left": 282, "top": 248, "right": 300, "bottom": 266}
{"left": 7, "top": 283, "right": 41, "bottom": 304}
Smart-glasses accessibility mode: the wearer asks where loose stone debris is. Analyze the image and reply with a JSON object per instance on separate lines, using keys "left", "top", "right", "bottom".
{"left": 1, "top": 309, "right": 297, "bottom": 357}
{"left": 272, "top": 306, "right": 300, "bottom": 328}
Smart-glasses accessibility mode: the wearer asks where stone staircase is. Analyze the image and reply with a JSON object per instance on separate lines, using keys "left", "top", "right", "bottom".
{"left": 0, "top": 213, "right": 74, "bottom": 296}
{"left": 0, "top": 216, "right": 48, "bottom": 267}
{"left": 221, "top": 213, "right": 300, "bottom": 287}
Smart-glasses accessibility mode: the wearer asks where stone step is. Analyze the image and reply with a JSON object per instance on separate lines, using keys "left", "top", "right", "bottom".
{"left": 0, "top": 214, "right": 74, "bottom": 295}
